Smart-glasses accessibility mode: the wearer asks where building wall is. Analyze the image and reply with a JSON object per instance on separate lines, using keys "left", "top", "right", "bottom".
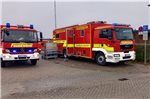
{"left": 133, "top": 31, "right": 150, "bottom": 44}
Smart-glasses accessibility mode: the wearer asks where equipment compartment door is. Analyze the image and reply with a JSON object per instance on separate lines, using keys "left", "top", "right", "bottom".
{"left": 66, "top": 29, "right": 75, "bottom": 55}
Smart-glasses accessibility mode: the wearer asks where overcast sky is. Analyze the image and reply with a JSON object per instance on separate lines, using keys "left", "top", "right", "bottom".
{"left": 1, "top": 0, "right": 149, "bottom": 38}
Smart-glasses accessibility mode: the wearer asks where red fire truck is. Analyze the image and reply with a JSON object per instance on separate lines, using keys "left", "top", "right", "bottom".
{"left": 0, "top": 23, "right": 43, "bottom": 67}
{"left": 53, "top": 21, "right": 136, "bottom": 65}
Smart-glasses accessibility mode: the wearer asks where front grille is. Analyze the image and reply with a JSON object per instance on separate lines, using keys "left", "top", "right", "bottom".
{"left": 120, "top": 45, "right": 133, "bottom": 50}
{"left": 123, "top": 56, "right": 131, "bottom": 59}
{"left": 9, "top": 48, "right": 34, "bottom": 53}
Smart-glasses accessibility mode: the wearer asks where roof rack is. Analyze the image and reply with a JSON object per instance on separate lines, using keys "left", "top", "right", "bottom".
{"left": 87, "top": 21, "right": 106, "bottom": 24}
{"left": 112, "top": 23, "right": 130, "bottom": 26}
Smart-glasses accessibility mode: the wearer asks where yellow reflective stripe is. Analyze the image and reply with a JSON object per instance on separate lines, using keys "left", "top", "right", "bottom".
{"left": 53, "top": 41, "right": 114, "bottom": 52}
{"left": 63, "top": 44, "right": 91, "bottom": 48}
{"left": 93, "top": 44, "right": 102, "bottom": 48}
{"left": 11, "top": 43, "right": 33, "bottom": 48}
{"left": 54, "top": 40, "right": 91, "bottom": 48}
{"left": 63, "top": 44, "right": 74, "bottom": 47}
{"left": 53, "top": 40, "right": 66, "bottom": 43}
{"left": 94, "top": 44, "right": 114, "bottom": 52}
{"left": 103, "top": 44, "right": 114, "bottom": 52}
{"left": 75, "top": 44, "right": 91, "bottom": 48}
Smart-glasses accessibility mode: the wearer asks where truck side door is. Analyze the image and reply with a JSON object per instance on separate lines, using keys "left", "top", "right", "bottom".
{"left": 94, "top": 28, "right": 114, "bottom": 52}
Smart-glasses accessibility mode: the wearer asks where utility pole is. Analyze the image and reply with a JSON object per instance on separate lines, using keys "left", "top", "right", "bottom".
{"left": 54, "top": 0, "right": 57, "bottom": 29}
{"left": 144, "top": 4, "right": 150, "bottom": 64}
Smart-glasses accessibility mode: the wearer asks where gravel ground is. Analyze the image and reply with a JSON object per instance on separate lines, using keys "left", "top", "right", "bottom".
{"left": 1, "top": 58, "right": 150, "bottom": 99}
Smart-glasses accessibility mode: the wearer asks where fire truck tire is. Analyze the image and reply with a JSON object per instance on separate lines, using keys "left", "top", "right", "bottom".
{"left": 31, "top": 60, "right": 37, "bottom": 65}
{"left": 119, "top": 61, "right": 126, "bottom": 64}
{"left": 95, "top": 52, "right": 107, "bottom": 66}
{"left": 1, "top": 60, "right": 6, "bottom": 67}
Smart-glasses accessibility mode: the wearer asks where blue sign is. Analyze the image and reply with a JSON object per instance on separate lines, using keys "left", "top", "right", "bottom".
{"left": 143, "top": 25, "right": 148, "bottom": 31}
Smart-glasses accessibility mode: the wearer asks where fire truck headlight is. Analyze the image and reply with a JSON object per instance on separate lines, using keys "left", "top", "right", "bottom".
{"left": 28, "top": 49, "right": 33, "bottom": 53}
{"left": 34, "top": 54, "right": 39, "bottom": 58}
{"left": 5, "top": 49, "right": 10, "bottom": 53}
{"left": 5, "top": 55, "right": 10, "bottom": 59}
{"left": 12, "top": 49, "right": 17, "bottom": 53}
{"left": 114, "top": 54, "right": 120, "bottom": 57}
{"left": 107, "top": 55, "right": 113, "bottom": 59}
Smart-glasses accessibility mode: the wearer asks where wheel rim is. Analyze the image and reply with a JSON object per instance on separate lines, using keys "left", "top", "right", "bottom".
{"left": 98, "top": 56, "right": 104, "bottom": 63}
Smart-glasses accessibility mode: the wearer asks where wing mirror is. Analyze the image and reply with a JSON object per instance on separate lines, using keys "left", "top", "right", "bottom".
{"left": 40, "top": 32, "right": 43, "bottom": 42}
{"left": 2, "top": 28, "right": 9, "bottom": 36}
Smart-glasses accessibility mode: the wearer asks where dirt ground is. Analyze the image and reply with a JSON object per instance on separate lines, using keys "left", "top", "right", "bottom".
{"left": 1, "top": 57, "right": 150, "bottom": 99}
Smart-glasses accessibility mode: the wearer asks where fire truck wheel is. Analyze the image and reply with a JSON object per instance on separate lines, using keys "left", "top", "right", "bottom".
{"left": 1, "top": 60, "right": 6, "bottom": 67}
{"left": 96, "top": 53, "right": 107, "bottom": 66}
{"left": 31, "top": 60, "right": 37, "bottom": 65}
{"left": 119, "top": 61, "right": 126, "bottom": 64}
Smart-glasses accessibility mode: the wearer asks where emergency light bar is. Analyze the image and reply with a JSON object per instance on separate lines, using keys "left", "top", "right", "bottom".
{"left": 9, "top": 48, "right": 34, "bottom": 53}
{"left": 12, "top": 49, "right": 17, "bottom": 53}
{"left": 30, "top": 24, "right": 34, "bottom": 29}
{"left": 112, "top": 23, "right": 130, "bottom": 27}
{"left": 17, "top": 25, "right": 24, "bottom": 28}
{"left": 6, "top": 23, "right": 10, "bottom": 28}
{"left": 96, "top": 21, "right": 107, "bottom": 24}
{"left": 5, "top": 23, "right": 34, "bottom": 29}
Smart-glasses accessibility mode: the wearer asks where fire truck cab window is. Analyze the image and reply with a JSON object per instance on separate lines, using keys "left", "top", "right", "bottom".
{"left": 99, "top": 29, "right": 112, "bottom": 40}
{"left": 80, "top": 30, "right": 84, "bottom": 37}
{"left": 56, "top": 34, "right": 60, "bottom": 38}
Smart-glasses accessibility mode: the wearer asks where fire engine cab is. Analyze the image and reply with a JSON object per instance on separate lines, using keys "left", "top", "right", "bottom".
{"left": 0, "top": 23, "right": 43, "bottom": 67}
{"left": 53, "top": 21, "right": 136, "bottom": 65}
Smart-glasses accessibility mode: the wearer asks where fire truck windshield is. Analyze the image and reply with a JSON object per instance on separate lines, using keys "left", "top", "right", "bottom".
{"left": 115, "top": 28, "right": 134, "bottom": 40}
{"left": 3, "top": 30, "right": 38, "bottom": 43}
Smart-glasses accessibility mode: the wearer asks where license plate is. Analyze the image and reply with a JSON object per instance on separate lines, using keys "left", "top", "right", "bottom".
{"left": 18, "top": 55, "right": 27, "bottom": 58}
{"left": 125, "top": 54, "right": 130, "bottom": 57}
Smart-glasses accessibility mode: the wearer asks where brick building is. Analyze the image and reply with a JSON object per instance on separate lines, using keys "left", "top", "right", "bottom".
{"left": 133, "top": 30, "right": 150, "bottom": 44}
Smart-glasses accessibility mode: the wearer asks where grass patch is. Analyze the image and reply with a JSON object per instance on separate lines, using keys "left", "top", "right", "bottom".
{"left": 136, "top": 44, "right": 150, "bottom": 63}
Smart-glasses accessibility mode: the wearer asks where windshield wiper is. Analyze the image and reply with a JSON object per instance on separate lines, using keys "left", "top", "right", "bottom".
{"left": 4, "top": 40, "right": 20, "bottom": 43}
{"left": 22, "top": 40, "right": 37, "bottom": 43}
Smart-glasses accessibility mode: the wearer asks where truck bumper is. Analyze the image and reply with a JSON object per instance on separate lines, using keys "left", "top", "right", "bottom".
{"left": 106, "top": 51, "right": 136, "bottom": 63}
{"left": 2, "top": 53, "right": 39, "bottom": 61}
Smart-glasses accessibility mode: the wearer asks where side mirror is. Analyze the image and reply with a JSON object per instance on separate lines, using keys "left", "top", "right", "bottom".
{"left": 2, "top": 28, "right": 9, "bottom": 36}
{"left": 108, "top": 36, "right": 112, "bottom": 40}
{"left": 40, "top": 32, "right": 43, "bottom": 42}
